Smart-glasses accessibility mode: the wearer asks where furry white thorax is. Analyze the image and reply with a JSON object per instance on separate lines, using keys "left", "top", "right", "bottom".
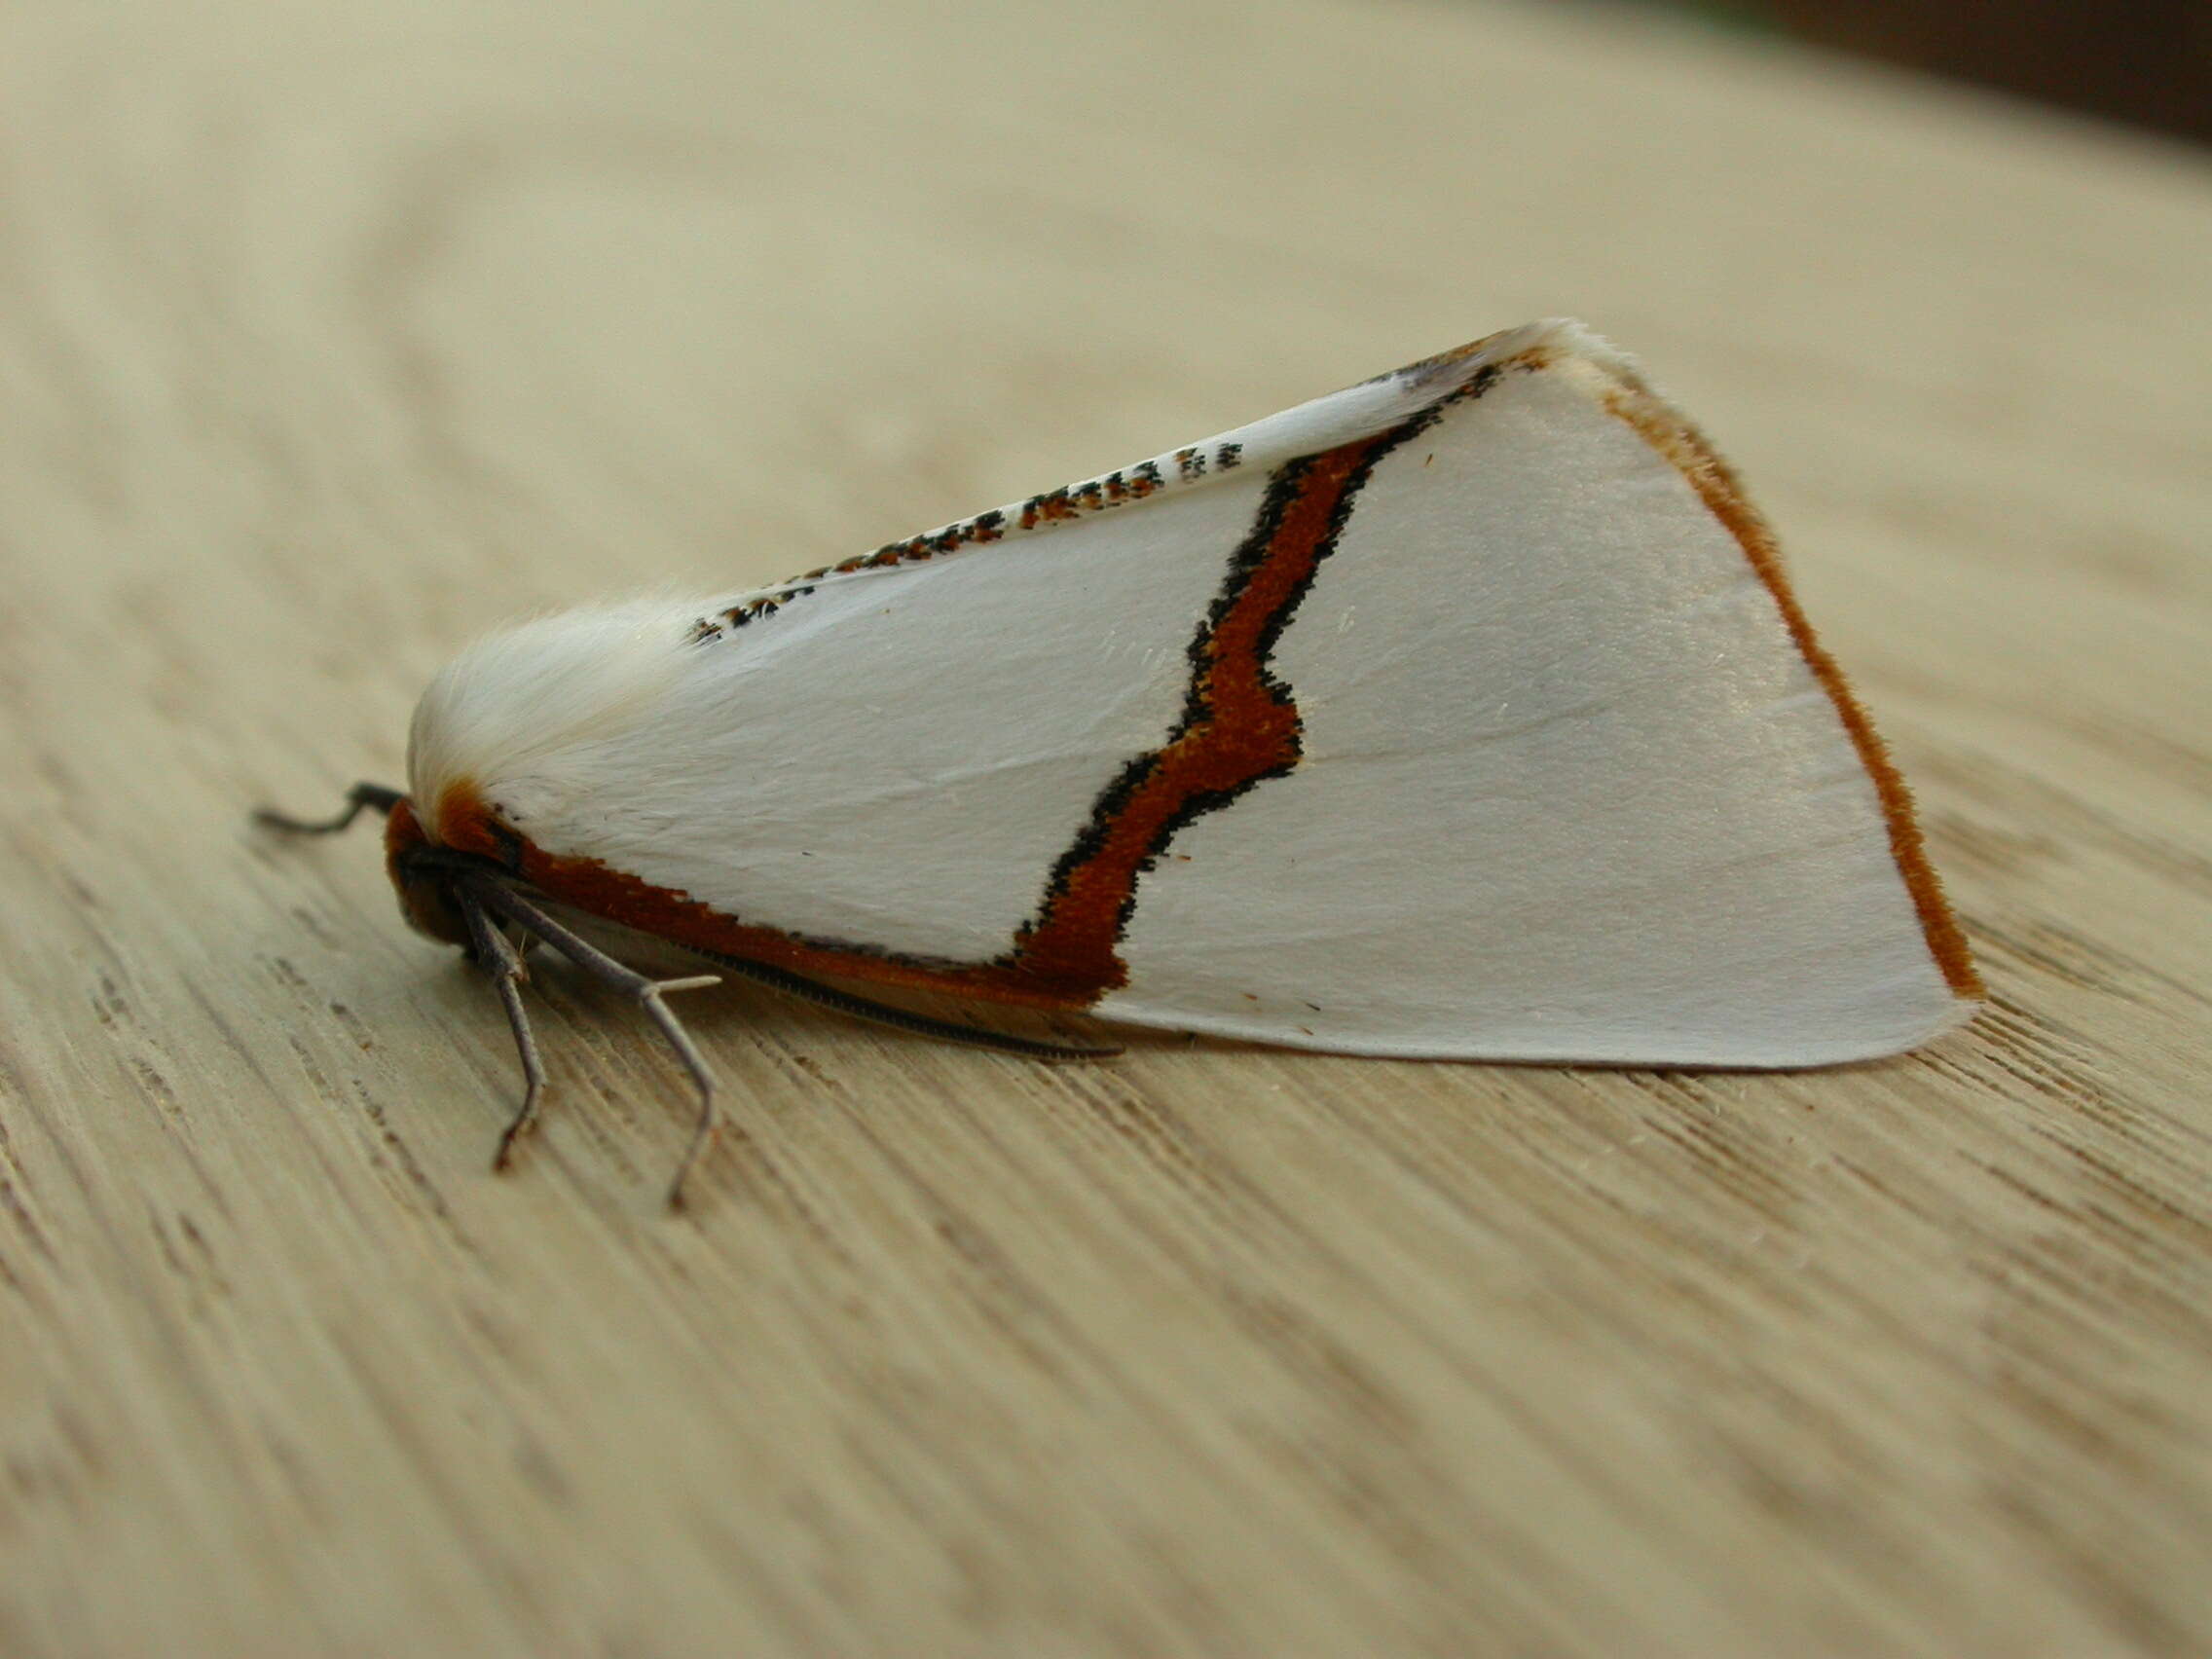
{"left": 407, "top": 597, "right": 713, "bottom": 842}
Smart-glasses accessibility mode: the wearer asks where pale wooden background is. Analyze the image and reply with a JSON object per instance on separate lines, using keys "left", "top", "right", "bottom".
{"left": 3, "top": 1, "right": 2207, "bottom": 1654}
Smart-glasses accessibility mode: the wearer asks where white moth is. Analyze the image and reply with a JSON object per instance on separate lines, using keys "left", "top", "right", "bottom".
{"left": 263, "top": 319, "right": 1981, "bottom": 1204}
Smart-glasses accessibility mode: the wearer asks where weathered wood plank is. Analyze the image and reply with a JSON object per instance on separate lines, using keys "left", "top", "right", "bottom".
{"left": 2, "top": 2, "right": 2206, "bottom": 1654}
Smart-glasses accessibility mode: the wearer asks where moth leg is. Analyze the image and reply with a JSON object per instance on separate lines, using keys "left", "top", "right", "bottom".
{"left": 462, "top": 876, "right": 722, "bottom": 1210}
{"left": 458, "top": 886, "right": 548, "bottom": 1172}
{"left": 254, "top": 781, "right": 406, "bottom": 836}
{"left": 685, "top": 949, "right": 1122, "bottom": 1061}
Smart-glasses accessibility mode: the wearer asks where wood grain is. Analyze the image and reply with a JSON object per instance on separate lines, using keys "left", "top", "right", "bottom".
{"left": 2, "top": 2, "right": 2207, "bottom": 1654}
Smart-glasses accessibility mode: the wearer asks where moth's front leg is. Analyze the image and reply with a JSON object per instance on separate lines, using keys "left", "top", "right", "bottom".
{"left": 461, "top": 875, "right": 723, "bottom": 1209}
{"left": 457, "top": 885, "right": 549, "bottom": 1172}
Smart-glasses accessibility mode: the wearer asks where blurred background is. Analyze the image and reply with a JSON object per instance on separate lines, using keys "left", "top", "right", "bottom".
{"left": 1627, "top": 0, "right": 2211, "bottom": 143}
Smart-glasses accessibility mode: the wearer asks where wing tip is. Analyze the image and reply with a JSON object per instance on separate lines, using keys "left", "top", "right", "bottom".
{"left": 1388, "top": 316, "right": 1635, "bottom": 398}
{"left": 1481, "top": 320, "right": 1987, "bottom": 1009}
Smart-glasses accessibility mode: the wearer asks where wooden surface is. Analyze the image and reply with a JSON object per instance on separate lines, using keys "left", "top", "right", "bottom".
{"left": 4, "top": 2, "right": 2208, "bottom": 1654}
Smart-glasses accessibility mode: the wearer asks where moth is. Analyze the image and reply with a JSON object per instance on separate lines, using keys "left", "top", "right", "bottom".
{"left": 261, "top": 319, "right": 1980, "bottom": 1205}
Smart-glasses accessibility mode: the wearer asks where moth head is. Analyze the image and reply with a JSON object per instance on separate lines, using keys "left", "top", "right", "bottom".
{"left": 383, "top": 793, "right": 474, "bottom": 947}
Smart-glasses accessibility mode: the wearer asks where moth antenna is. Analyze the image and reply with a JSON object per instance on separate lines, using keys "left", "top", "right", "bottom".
{"left": 463, "top": 875, "right": 722, "bottom": 1209}
{"left": 254, "top": 781, "right": 406, "bottom": 836}
{"left": 459, "top": 886, "right": 549, "bottom": 1171}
